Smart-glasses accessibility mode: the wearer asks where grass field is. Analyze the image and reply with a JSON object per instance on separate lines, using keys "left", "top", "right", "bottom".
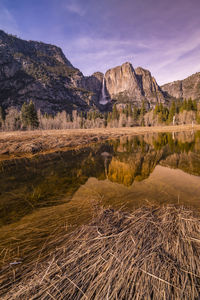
{"left": 0, "top": 124, "right": 200, "bottom": 157}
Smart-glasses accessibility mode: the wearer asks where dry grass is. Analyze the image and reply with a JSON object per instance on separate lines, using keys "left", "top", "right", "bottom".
{"left": 1, "top": 205, "right": 200, "bottom": 299}
{"left": 0, "top": 124, "right": 200, "bottom": 157}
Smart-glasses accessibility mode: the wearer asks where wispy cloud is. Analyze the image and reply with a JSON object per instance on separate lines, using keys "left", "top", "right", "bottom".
{"left": 62, "top": 35, "right": 150, "bottom": 75}
{"left": 62, "top": 22, "right": 200, "bottom": 85}
{"left": 0, "top": 0, "right": 199, "bottom": 85}
{"left": 64, "top": 0, "right": 86, "bottom": 16}
{"left": 141, "top": 28, "right": 200, "bottom": 84}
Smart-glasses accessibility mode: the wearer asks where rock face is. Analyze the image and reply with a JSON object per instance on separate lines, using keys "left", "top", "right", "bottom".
{"left": 105, "top": 62, "right": 142, "bottom": 99}
{"left": 162, "top": 72, "right": 200, "bottom": 100}
{"left": 105, "top": 62, "right": 167, "bottom": 107}
{"left": 4, "top": 29, "right": 196, "bottom": 114}
{"left": 135, "top": 67, "right": 166, "bottom": 104}
{"left": 81, "top": 72, "right": 104, "bottom": 104}
{"left": 0, "top": 30, "right": 100, "bottom": 114}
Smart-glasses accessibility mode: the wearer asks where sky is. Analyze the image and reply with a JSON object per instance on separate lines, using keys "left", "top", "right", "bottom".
{"left": 0, "top": 0, "right": 200, "bottom": 85}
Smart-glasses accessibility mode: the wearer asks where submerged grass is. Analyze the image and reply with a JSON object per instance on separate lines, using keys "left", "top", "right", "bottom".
{"left": 0, "top": 205, "right": 200, "bottom": 299}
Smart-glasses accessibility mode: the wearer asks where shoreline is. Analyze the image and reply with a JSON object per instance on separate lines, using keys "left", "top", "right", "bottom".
{"left": 0, "top": 124, "right": 200, "bottom": 158}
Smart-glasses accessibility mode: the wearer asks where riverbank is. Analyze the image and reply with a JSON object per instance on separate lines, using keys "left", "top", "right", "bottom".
{"left": 1, "top": 205, "right": 200, "bottom": 299}
{"left": 0, "top": 124, "right": 200, "bottom": 157}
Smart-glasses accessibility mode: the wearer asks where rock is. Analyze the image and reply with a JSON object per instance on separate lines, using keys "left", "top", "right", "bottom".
{"left": 81, "top": 72, "right": 104, "bottom": 104}
{"left": 135, "top": 67, "right": 166, "bottom": 106}
{"left": 105, "top": 62, "right": 142, "bottom": 102}
{"left": 1, "top": 29, "right": 199, "bottom": 115}
{"left": 104, "top": 62, "right": 168, "bottom": 107}
{"left": 161, "top": 72, "right": 200, "bottom": 100}
{"left": 0, "top": 30, "right": 99, "bottom": 114}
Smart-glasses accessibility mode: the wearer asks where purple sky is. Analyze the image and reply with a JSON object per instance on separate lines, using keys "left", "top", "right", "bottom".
{"left": 0, "top": 0, "right": 200, "bottom": 84}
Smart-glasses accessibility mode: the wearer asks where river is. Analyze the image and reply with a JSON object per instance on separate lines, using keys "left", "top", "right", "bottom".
{"left": 0, "top": 130, "right": 200, "bottom": 267}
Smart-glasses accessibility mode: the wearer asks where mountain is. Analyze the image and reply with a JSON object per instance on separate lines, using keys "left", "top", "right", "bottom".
{"left": 161, "top": 72, "right": 200, "bottom": 100}
{"left": 104, "top": 62, "right": 168, "bottom": 107}
{"left": 0, "top": 30, "right": 103, "bottom": 114}
{"left": 0, "top": 30, "right": 173, "bottom": 114}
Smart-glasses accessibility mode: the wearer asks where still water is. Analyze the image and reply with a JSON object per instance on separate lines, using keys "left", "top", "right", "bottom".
{"left": 0, "top": 131, "right": 200, "bottom": 266}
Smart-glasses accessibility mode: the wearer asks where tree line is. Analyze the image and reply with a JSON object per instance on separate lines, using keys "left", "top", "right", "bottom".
{"left": 0, "top": 98, "right": 199, "bottom": 131}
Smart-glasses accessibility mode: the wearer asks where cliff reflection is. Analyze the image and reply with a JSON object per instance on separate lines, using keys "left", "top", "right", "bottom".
{"left": 108, "top": 131, "right": 200, "bottom": 186}
{"left": 0, "top": 131, "right": 200, "bottom": 227}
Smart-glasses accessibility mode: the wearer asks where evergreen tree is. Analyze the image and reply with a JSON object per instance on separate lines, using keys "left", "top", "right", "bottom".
{"left": 158, "top": 111, "right": 164, "bottom": 124}
{"left": 163, "top": 107, "right": 169, "bottom": 122}
{"left": 132, "top": 105, "right": 138, "bottom": 121}
{"left": 168, "top": 101, "right": 176, "bottom": 123}
{"left": 0, "top": 106, "right": 5, "bottom": 128}
{"left": 27, "top": 100, "right": 39, "bottom": 129}
{"left": 193, "top": 100, "right": 197, "bottom": 111}
{"left": 140, "top": 100, "right": 146, "bottom": 116}
{"left": 176, "top": 99, "right": 181, "bottom": 113}
{"left": 92, "top": 111, "right": 97, "bottom": 120}
{"left": 112, "top": 104, "right": 118, "bottom": 120}
{"left": 197, "top": 112, "right": 200, "bottom": 124}
{"left": 154, "top": 104, "right": 160, "bottom": 116}
{"left": 80, "top": 112, "right": 84, "bottom": 128}
{"left": 104, "top": 112, "right": 108, "bottom": 127}
{"left": 187, "top": 98, "right": 193, "bottom": 111}
{"left": 124, "top": 104, "right": 128, "bottom": 118}
{"left": 183, "top": 99, "right": 187, "bottom": 111}
{"left": 128, "top": 103, "right": 132, "bottom": 117}
{"left": 21, "top": 100, "right": 39, "bottom": 129}
{"left": 141, "top": 117, "right": 145, "bottom": 127}
{"left": 107, "top": 112, "right": 111, "bottom": 124}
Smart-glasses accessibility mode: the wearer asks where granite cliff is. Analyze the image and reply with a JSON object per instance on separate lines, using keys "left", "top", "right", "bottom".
{"left": 2, "top": 29, "right": 199, "bottom": 115}
{"left": 104, "top": 62, "right": 168, "bottom": 108}
{"left": 162, "top": 72, "right": 200, "bottom": 100}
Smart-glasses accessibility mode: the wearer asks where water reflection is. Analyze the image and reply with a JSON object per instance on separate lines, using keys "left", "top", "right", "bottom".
{"left": 0, "top": 131, "right": 200, "bottom": 266}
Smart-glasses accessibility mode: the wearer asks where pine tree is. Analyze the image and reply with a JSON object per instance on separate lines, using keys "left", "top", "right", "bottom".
{"left": 0, "top": 106, "right": 5, "bottom": 128}
{"left": 104, "top": 112, "right": 108, "bottom": 127}
{"left": 107, "top": 112, "right": 111, "bottom": 124}
{"left": 187, "top": 98, "right": 193, "bottom": 111}
{"left": 132, "top": 105, "right": 138, "bottom": 121}
{"left": 112, "top": 104, "right": 118, "bottom": 120}
{"left": 128, "top": 103, "right": 132, "bottom": 117}
{"left": 168, "top": 101, "right": 176, "bottom": 123}
{"left": 183, "top": 99, "right": 187, "bottom": 111}
{"left": 27, "top": 101, "right": 39, "bottom": 129}
{"left": 80, "top": 112, "right": 84, "bottom": 128}
{"left": 193, "top": 100, "right": 197, "bottom": 111}
{"left": 154, "top": 104, "right": 160, "bottom": 116}
{"left": 140, "top": 100, "right": 146, "bottom": 116}
{"left": 21, "top": 101, "right": 39, "bottom": 129}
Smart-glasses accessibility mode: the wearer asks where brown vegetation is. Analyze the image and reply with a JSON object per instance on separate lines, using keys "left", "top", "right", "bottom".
{"left": 1, "top": 205, "right": 200, "bottom": 299}
{"left": 0, "top": 125, "right": 200, "bottom": 157}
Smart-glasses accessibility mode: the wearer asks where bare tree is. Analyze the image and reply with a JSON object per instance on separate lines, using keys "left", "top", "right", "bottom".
{"left": 4, "top": 107, "right": 21, "bottom": 131}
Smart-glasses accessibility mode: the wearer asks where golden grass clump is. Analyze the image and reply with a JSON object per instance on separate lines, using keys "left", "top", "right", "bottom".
{"left": 1, "top": 205, "right": 200, "bottom": 299}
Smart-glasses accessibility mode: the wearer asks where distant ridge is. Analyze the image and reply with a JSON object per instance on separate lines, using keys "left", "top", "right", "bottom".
{"left": 162, "top": 72, "right": 200, "bottom": 100}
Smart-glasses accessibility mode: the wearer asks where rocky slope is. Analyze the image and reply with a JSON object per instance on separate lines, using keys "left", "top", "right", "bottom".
{"left": 104, "top": 62, "right": 168, "bottom": 108}
{"left": 0, "top": 30, "right": 102, "bottom": 114}
{"left": 161, "top": 72, "right": 200, "bottom": 100}
{"left": 0, "top": 30, "right": 181, "bottom": 114}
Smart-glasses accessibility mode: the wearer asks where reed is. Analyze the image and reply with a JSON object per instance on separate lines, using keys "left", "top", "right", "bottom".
{"left": 1, "top": 205, "right": 200, "bottom": 299}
